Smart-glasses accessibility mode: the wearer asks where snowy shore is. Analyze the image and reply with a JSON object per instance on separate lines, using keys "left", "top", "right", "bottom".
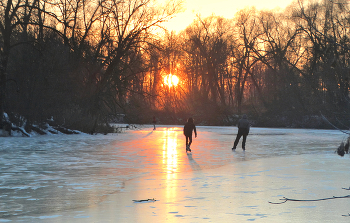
{"left": 1, "top": 126, "right": 349, "bottom": 222}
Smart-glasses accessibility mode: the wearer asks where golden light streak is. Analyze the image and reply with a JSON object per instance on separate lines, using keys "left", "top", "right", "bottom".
{"left": 162, "top": 128, "right": 179, "bottom": 204}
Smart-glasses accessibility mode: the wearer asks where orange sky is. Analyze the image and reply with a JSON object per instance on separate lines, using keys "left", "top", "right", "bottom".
{"left": 162, "top": 0, "right": 296, "bottom": 32}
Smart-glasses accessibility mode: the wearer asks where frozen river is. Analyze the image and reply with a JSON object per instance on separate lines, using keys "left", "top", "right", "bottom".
{"left": 0, "top": 125, "right": 346, "bottom": 222}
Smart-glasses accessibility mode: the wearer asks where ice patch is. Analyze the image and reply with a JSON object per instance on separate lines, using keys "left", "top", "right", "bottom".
{"left": 237, "top": 213, "right": 252, "bottom": 216}
{"left": 74, "top": 215, "right": 91, "bottom": 219}
{"left": 38, "top": 215, "right": 62, "bottom": 219}
{"left": 296, "top": 206, "right": 317, "bottom": 209}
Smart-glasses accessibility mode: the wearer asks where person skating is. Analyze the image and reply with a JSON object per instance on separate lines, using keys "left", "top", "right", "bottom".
{"left": 183, "top": 118, "right": 197, "bottom": 152}
{"left": 232, "top": 114, "right": 250, "bottom": 150}
{"left": 152, "top": 116, "right": 156, "bottom": 130}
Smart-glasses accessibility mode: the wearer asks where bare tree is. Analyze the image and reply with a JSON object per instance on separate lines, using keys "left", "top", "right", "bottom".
{"left": 231, "top": 8, "right": 263, "bottom": 114}
{"left": 0, "top": 0, "right": 40, "bottom": 128}
{"left": 183, "top": 16, "right": 233, "bottom": 113}
{"left": 293, "top": 0, "right": 350, "bottom": 110}
{"left": 40, "top": 0, "right": 181, "bottom": 130}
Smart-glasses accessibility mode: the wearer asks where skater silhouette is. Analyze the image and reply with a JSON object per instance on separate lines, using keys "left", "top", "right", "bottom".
{"left": 232, "top": 114, "right": 250, "bottom": 150}
{"left": 152, "top": 116, "right": 156, "bottom": 130}
{"left": 183, "top": 118, "right": 197, "bottom": 152}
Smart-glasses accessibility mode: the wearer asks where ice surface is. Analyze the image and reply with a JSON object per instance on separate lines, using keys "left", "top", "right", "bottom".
{"left": 0, "top": 125, "right": 347, "bottom": 222}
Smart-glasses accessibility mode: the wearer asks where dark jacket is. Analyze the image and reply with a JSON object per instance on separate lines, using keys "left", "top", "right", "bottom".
{"left": 238, "top": 115, "right": 250, "bottom": 133}
{"left": 184, "top": 122, "right": 197, "bottom": 137}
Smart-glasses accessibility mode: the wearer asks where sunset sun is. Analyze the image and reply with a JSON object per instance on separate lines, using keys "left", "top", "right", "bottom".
{"left": 164, "top": 74, "right": 179, "bottom": 87}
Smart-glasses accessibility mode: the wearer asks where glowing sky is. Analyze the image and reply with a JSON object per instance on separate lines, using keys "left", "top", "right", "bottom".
{"left": 162, "top": 0, "right": 295, "bottom": 32}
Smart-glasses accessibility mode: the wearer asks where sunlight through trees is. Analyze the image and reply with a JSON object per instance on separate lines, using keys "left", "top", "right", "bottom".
{"left": 163, "top": 74, "right": 179, "bottom": 88}
{"left": 1, "top": 0, "right": 350, "bottom": 132}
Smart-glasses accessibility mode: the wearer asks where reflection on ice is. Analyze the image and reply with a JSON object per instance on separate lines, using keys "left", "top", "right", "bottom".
{"left": 0, "top": 126, "right": 345, "bottom": 221}
{"left": 162, "top": 128, "right": 178, "bottom": 175}
{"left": 161, "top": 128, "right": 179, "bottom": 208}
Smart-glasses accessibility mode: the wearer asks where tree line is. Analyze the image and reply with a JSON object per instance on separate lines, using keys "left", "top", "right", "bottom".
{"left": 1, "top": 0, "right": 349, "bottom": 133}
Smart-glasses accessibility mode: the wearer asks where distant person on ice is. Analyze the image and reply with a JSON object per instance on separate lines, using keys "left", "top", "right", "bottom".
{"left": 232, "top": 114, "right": 250, "bottom": 151}
{"left": 183, "top": 118, "right": 197, "bottom": 152}
{"left": 152, "top": 116, "right": 156, "bottom": 130}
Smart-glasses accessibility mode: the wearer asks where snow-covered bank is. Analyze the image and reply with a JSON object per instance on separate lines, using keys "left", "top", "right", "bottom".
{"left": 0, "top": 112, "right": 134, "bottom": 137}
{"left": 0, "top": 126, "right": 347, "bottom": 222}
{"left": 0, "top": 113, "right": 83, "bottom": 137}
